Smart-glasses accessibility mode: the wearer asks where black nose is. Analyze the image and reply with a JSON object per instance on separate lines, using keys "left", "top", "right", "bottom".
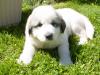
{"left": 45, "top": 33, "right": 53, "bottom": 40}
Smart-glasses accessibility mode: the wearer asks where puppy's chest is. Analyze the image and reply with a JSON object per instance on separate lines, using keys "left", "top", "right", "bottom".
{"left": 34, "top": 40, "right": 60, "bottom": 49}
{"left": 43, "top": 42, "right": 60, "bottom": 49}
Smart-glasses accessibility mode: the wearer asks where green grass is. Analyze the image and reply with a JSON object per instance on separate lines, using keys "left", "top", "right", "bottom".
{"left": 0, "top": 1, "right": 100, "bottom": 75}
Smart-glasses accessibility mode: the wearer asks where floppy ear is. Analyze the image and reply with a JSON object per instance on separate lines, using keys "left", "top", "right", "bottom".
{"left": 25, "top": 15, "right": 33, "bottom": 36}
{"left": 60, "top": 19, "right": 66, "bottom": 33}
{"left": 29, "top": 26, "right": 33, "bottom": 35}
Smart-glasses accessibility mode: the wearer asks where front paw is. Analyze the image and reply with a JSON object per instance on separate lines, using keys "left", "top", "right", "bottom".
{"left": 60, "top": 59, "right": 73, "bottom": 65}
{"left": 78, "top": 38, "right": 88, "bottom": 45}
{"left": 17, "top": 54, "right": 32, "bottom": 65}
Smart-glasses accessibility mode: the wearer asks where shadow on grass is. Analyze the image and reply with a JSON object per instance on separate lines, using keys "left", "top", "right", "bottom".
{"left": 40, "top": 47, "right": 59, "bottom": 62}
{"left": 69, "top": 35, "right": 83, "bottom": 63}
{"left": 0, "top": 8, "right": 32, "bottom": 38}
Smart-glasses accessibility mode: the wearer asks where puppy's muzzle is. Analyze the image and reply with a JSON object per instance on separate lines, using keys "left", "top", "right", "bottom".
{"left": 45, "top": 33, "right": 53, "bottom": 40}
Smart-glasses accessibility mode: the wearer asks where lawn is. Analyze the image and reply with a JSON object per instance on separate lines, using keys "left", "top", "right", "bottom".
{"left": 0, "top": 1, "right": 100, "bottom": 75}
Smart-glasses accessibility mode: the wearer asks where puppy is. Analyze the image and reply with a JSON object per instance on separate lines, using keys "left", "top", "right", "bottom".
{"left": 17, "top": 5, "right": 94, "bottom": 65}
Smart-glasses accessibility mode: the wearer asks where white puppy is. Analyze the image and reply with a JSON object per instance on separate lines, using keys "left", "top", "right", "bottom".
{"left": 17, "top": 5, "right": 94, "bottom": 65}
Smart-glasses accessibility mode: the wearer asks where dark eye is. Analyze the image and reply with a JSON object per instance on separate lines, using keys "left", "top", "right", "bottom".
{"left": 38, "top": 23, "right": 42, "bottom": 27}
{"left": 34, "top": 23, "right": 42, "bottom": 28}
{"left": 51, "top": 22, "right": 58, "bottom": 27}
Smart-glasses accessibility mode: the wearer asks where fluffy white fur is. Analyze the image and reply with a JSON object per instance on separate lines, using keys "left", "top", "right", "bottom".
{"left": 17, "top": 5, "right": 94, "bottom": 65}
{"left": 56, "top": 8, "right": 94, "bottom": 44}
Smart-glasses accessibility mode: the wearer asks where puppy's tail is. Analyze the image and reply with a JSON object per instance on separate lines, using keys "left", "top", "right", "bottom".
{"left": 84, "top": 16, "right": 94, "bottom": 40}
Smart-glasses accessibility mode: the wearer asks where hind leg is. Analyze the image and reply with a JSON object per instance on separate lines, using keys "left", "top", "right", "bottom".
{"left": 78, "top": 33, "right": 88, "bottom": 45}
{"left": 72, "top": 25, "right": 88, "bottom": 45}
{"left": 77, "top": 30, "right": 88, "bottom": 45}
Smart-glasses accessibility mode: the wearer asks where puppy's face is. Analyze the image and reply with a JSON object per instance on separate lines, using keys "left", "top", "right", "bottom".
{"left": 27, "top": 6, "right": 66, "bottom": 43}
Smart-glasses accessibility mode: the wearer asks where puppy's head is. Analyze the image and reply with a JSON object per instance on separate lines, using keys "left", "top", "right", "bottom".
{"left": 27, "top": 5, "right": 66, "bottom": 42}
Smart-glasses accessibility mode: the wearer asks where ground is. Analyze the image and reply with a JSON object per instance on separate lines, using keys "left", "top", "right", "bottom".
{"left": 0, "top": 1, "right": 100, "bottom": 75}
